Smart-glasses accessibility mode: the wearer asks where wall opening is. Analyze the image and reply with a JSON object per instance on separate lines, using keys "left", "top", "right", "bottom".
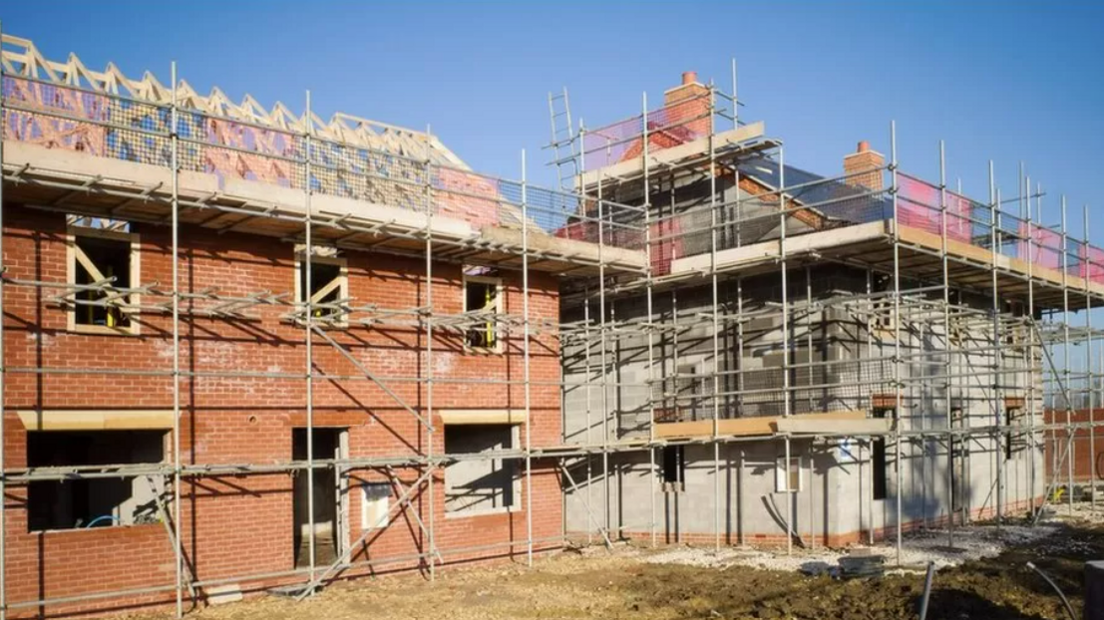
{"left": 676, "top": 363, "right": 706, "bottom": 421}
{"left": 871, "top": 407, "right": 893, "bottom": 500}
{"left": 444, "top": 424, "right": 517, "bottom": 514}
{"left": 292, "top": 428, "right": 346, "bottom": 568}
{"left": 361, "top": 483, "right": 390, "bottom": 531}
{"left": 661, "top": 445, "right": 685, "bottom": 492}
{"left": 72, "top": 234, "right": 133, "bottom": 329}
{"left": 463, "top": 274, "right": 502, "bottom": 352}
{"left": 296, "top": 256, "right": 347, "bottom": 324}
{"left": 27, "top": 430, "right": 165, "bottom": 531}
{"left": 775, "top": 454, "right": 803, "bottom": 493}
{"left": 1005, "top": 407, "right": 1019, "bottom": 461}
{"left": 951, "top": 406, "right": 965, "bottom": 513}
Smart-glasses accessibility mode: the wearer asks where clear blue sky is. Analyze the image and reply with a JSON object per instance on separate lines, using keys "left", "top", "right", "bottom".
{"left": 2, "top": 1, "right": 1102, "bottom": 236}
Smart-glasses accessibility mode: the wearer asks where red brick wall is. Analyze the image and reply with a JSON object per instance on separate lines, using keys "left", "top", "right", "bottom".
{"left": 1044, "top": 408, "right": 1104, "bottom": 483}
{"left": 843, "top": 143, "right": 885, "bottom": 192}
{"left": 662, "top": 80, "right": 710, "bottom": 139}
{"left": 0, "top": 205, "right": 564, "bottom": 616}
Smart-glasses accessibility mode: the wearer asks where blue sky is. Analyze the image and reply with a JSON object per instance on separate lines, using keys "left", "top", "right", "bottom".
{"left": 2, "top": 1, "right": 1102, "bottom": 236}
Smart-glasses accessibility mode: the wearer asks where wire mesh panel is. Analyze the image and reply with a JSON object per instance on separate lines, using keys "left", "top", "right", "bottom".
{"left": 1029, "top": 226, "right": 1064, "bottom": 270}
{"left": 581, "top": 114, "right": 643, "bottom": 171}
{"left": 431, "top": 166, "right": 509, "bottom": 228}
{"left": 650, "top": 217, "right": 685, "bottom": 276}
{"left": 967, "top": 197, "right": 995, "bottom": 249}
{"left": 801, "top": 187, "right": 890, "bottom": 227}
{"left": 580, "top": 92, "right": 713, "bottom": 172}
{"left": 644, "top": 93, "right": 710, "bottom": 145}
{"left": 898, "top": 173, "right": 971, "bottom": 242}
{"left": 993, "top": 211, "right": 1025, "bottom": 260}
{"left": 1083, "top": 246, "right": 1104, "bottom": 284}
{"left": 530, "top": 186, "right": 587, "bottom": 239}
{"left": 644, "top": 171, "right": 893, "bottom": 274}
{"left": 1066, "top": 239, "right": 1084, "bottom": 277}
{"left": 0, "top": 73, "right": 655, "bottom": 259}
{"left": 310, "top": 137, "right": 425, "bottom": 211}
{"left": 534, "top": 187, "right": 644, "bottom": 251}
{"left": 180, "top": 114, "right": 304, "bottom": 189}
{"left": 2, "top": 76, "right": 172, "bottom": 168}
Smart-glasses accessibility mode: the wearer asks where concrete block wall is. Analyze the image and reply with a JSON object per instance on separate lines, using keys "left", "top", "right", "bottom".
{"left": 562, "top": 262, "right": 1044, "bottom": 546}
{"left": 0, "top": 204, "right": 563, "bottom": 616}
{"left": 566, "top": 434, "right": 1043, "bottom": 547}
{"left": 563, "top": 267, "right": 889, "bottom": 442}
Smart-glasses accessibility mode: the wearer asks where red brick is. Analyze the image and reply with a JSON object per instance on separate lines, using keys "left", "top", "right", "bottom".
{"left": 0, "top": 205, "right": 564, "bottom": 617}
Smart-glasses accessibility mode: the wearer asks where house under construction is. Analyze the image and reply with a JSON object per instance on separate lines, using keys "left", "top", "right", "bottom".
{"left": 0, "top": 30, "right": 1098, "bottom": 619}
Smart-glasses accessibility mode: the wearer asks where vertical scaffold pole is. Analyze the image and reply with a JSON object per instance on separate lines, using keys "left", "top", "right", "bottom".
{"left": 733, "top": 136, "right": 745, "bottom": 541}
{"left": 779, "top": 143, "right": 792, "bottom": 557}
{"left": 583, "top": 291, "right": 593, "bottom": 546}
{"left": 304, "top": 90, "right": 316, "bottom": 587}
{"left": 866, "top": 268, "right": 874, "bottom": 545}
{"left": 0, "top": 18, "right": 8, "bottom": 620}
{"left": 1026, "top": 174, "right": 1036, "bottom": 518}
{"left": 1062, "top": 196, "right": 1073, "bottom": 517}
{"left": 579, "top": 121, "right": 596, "bottom": 546}
{"left": 170, "top": 60, "right": 184, "bottom": 619}
{"left": 709, "top": 83, "right": 721, "bottom": 552}
{"left": 939, "top": 141, "right": 953, "bottom": 548}
{"left": 671, "top": 289, "right": 680, "bottom": 541}
{"left": 990, "top": 165, "right": 1003, "bottom": 528}
{"left": 805, "top": 265, "right": 814, "bottom": 548}
{"left": 1086, "top": 204, "right": 1095, "bottom": 515}
{"left": 737, "top": 276, "right": 744, "bottom": 547}
{"left": 642, "top": 92, "right": 658, "bottom": 549}
{"left": 424, "top": 125, "right": 436, "bottom": 580}
{"left": 596, "top": 149, "right": 611, "bottom": 540}
{"left": 1014, "top": 163, "right": 1023, "bottom": 511}
{"left": 891, "top": 121, "right": 903, "bottom": 564}
{"left": 1043, "top": 184, "right": 1057, "bottom": 498}
{"left": 522, "top": 149, "right": 533, "bottom": 566}
{"left": 731, "top": 59, "right": 738, "bottom": 131}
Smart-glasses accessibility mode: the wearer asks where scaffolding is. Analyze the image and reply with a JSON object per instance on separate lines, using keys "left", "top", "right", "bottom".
{"left": 554, "top": 65, "right": 1101, "bottom": 559}
{"left": 0, "top": 29, "right": 1099, "bottom": 619}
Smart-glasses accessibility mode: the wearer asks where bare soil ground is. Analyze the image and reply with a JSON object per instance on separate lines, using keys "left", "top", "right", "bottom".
{"left": 117, "top": 517, "right": 1097, "bottom": 620}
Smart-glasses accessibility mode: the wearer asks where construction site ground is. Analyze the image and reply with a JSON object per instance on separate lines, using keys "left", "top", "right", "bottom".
{"left": 117, "top": 509, "right": 1102, "bottom": 620}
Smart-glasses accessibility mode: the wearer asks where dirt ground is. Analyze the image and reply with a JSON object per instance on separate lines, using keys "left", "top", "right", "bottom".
{"left": 117, "top": 518, "right": 1097, "bottom": 620}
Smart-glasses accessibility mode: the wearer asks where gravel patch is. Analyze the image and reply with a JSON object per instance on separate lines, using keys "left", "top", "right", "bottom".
{"left": 641, "top": 523, "right": 1059, "bottom": 574}
{"left": 1047, "top": 499, "right": 1104, "bottom": 525}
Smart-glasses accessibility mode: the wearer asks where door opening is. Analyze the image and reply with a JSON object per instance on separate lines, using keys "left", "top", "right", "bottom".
{"left": 293, "top": 428, "right": 346, "bottom": 568}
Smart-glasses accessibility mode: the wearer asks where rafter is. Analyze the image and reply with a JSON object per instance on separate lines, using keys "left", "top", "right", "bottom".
{"left": 0, "top": 33, "right": 468, "bottom": 169}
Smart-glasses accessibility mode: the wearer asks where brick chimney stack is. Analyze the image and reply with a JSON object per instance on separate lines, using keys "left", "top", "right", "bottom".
{"left": 843, "top": 140, "right": 885, "bottom": 191}
{"left": 663, "top": 71, "right": 710, "bottom": 138}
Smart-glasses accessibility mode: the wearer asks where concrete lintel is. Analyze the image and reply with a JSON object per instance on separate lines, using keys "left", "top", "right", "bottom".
{"left": 480, "top": 226, "right": 647, "bottom": 272}
{"left": 775, "top": 417, "right": 888, "bottom": 436}
{"left": 654, "top": 410, "right": 867, "bottom": 440}
{"left": 670, "top": 220, "right": 886, "bottom": 275}
{"left": 17, "top": 409, "right": 175, "bottom": 431}
{"left": 439, "top": 409, "right": 528, "bottom": 425}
